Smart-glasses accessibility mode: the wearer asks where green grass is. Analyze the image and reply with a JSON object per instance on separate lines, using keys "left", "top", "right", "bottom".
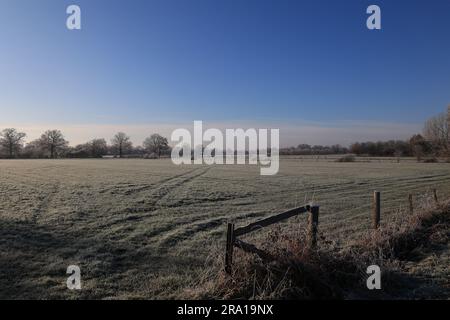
{"left": 0, "top": 158, "right": 449, "bottom": 299}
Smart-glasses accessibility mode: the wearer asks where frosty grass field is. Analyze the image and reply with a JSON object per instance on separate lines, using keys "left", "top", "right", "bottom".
{"left": 1, "top": 157, "right": 449, "bottom": 299}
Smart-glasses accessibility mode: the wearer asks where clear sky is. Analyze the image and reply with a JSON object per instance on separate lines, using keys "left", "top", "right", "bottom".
{"left": 0, "top": 0, "right": 449, "bottom": 146}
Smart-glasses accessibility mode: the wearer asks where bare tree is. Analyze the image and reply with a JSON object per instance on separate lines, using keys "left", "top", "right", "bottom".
{"left": 38, "top": 130, "right": 69, "bottom": 158}
{"left": 423, "top": 112, "right": 448, "bottom": 155}
{"left": 447, "top": 105, "right": 450, "bottom": 155}
{"left": 409, "top": 134, "right": 430, "bottom": 162}
{"left": 143, "top": 134, "right": 169, "bottom": 158}
{"left": 448, "top": 105, "right": 450, "bottom": 131}
{"left": 69, "top": 138, "right": 107, "bottom": 158}
{"left": 111, "top": 132, "right": 132, "bottom": 158}
{"left": 0, "top": 128, "right": 26, "bottom": 158}
{"left": 90, "top": 138, "right": 108, "bottom": 158}
{"left": 22, "top": 139, "right": 45, "bottom": 158}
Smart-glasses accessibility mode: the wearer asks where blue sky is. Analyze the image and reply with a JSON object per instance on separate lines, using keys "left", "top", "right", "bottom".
{"left": 0, "top": 0, "right": 449, "bottom": 145}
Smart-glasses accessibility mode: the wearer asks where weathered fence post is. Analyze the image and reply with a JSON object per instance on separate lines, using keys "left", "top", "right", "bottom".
{"left": 225, "top": 223, "right": 235, "bottom": 274}
{"left": 308, "top": 206, "right": 319, "bottom": 248}
{"left": 408, "top": 194, "right": 414, "bottom": 215}
{"left": 372, "top": 191, "right": 381, "bottom": 229}
{"left": 433, "top": 189, "right": 439, "bottom": 205}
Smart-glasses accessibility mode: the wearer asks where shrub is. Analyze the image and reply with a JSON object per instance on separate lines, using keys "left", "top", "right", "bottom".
{"left": 335, "top": 155, "right": 355, "bottom": 162}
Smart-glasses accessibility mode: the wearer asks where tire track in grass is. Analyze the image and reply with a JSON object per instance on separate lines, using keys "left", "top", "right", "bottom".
{"left": 152, "top": 167, "right": 211, "bottom": 207}
{"left": 99, "top": 167, "right": 211, "bottom": 231}
{"left": 156, "top": 216, "right": 228, "bottom": 251}
{"left": 155, "top": 206, "right": 291, "bottom": 252}
{"left": 123, "top": 167, "right": 208, "bottom": 198}
{"left": 96, "top": 167, "right": 200, "bottom": 195}
{"left": 31, "top": 182, "right": 60, "bottom": 224}
{"left": 157, "top": 203, "right": 315, "bottom": 252}
{"left": 299, "top": 174, "right": 450, "bottom": 210}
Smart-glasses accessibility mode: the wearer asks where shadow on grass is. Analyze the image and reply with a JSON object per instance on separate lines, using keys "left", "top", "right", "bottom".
{"left": 0, "top": 218, "right": 204, "bottom": 299}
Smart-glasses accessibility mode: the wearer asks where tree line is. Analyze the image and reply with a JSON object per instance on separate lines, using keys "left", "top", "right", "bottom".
{"left": 1, "top": 108, "right": 448, "bottom": 160}
{"left": 350, "top": 110, "right": 448, "bottom": 159}
{"left": 281, "top": 109, "right": 449, "bottom": 159}
{"left": 280, "top": 144, "right": 349, "bottom": 155}
{"left": 0, "top": 130, "right": 170, "bottom": 159}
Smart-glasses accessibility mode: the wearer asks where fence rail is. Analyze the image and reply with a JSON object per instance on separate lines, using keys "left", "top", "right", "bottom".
{"left": 234, "top": 206, "right": 310, "bottom": 237}
{"left": 225, "top": 205, "right": 319, "bottom": 274}
{"left": 224, "top": 188, "right": 443, "bottom": 275}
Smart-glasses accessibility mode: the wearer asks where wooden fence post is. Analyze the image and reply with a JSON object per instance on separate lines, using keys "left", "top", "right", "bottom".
{"left": 225, "top": 223, "right": 235, "bottom": 274}
{"left": 372, "top": 191, "right": 381, "bottom": 229}
{"left": 408, "top": 194, "right": 413, "bottom": 215}
{"left": 433, "top": 189, "right": 439, "bottom": 205}
{"left": 308, "top": 206, "right": 319, "bottom": 248}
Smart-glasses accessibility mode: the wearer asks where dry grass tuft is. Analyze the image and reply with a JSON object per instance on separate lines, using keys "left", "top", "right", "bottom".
{"left": 187, "top": 195, "right": 450, "bottom": 299}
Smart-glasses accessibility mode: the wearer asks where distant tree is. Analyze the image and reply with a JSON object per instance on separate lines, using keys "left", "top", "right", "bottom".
{"left": 349, "top": 140, "right": 411, "bottom": 157}
{"left": 22, "top": 139, "right": 45, "bottom": 158}
{"left": 38, "top": 130, "right": 69, "bottom": 158}
{"left": 90, "top": 138, "right": 108, "bottom": 157}
{"left": 409, "top": 134, "right": 430, "bottom": 162}
{"left": 297, "top": 144, "right": 312, "bottom": 154}
{"left": 350, "top": 142, "right": 362, "bottom": 155}
{"left": 448, "top": 105, "right": 450, "bottom": 157}
{"left": 111, "top": 132, "right": 132, "bottom": 158}
{"left": 69, "top": 143, "right": 90, "bottom": 158}
{"left": 423, "top": 112, "right": 448, "bottom": 156}
{"left": 143, "top": 134, "right": 169, "bottom": 158}
{"left": 330, "top": 144, "right": 346, "bottom": 154}
{"left": 132, "top": 145, "right": 146, "bottom": 156}
{"left": 0, "top": 128, "right": 26, "bottom": 158}
{"left": 393, "top": 140, "right": 412, "bottom": 157}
